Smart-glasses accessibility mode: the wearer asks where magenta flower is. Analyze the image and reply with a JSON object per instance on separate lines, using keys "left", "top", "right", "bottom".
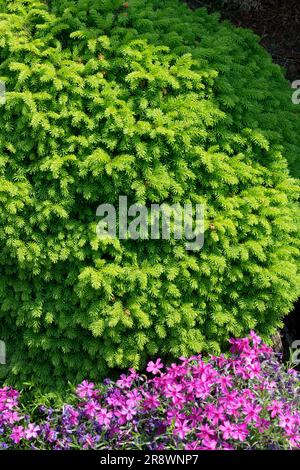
{"left": 243, "top": 403, "right": 262, "bottom": 424}
{"left": 286, "top": 428, "right": 300, "bottom": 447}
{"left": 146, "top": 358, "right": 163, "bottom": 375}
{"left": 231, "top": 423, "right": 249, "bottom": 442}
{"left": 165, "top": 383, "right": 184, "bottom": 404}
{"left": 197, "top": 424, "right": 215, "bottom": 441}
{"left": 202, "top": 437, "right": 218, "bottom": 450}
{"left": 205, "top": 404, "right": 225, "bottom": 425}
{"left": 278, "top": 413, "right": 295, "bottom": 430}
{"left": 267, "top": 400, "right": 283, "bottom": 418}
{"left": 143, "top": 392, "right": 160, "bottom": 410}
{"left": 76, "top": 380, "right": 95, "bottom": 398}
{"left": 116, "top": 374, "right": 134, "bottom": 389}
{"left": 174, "top": 419, "right": 190, "bottom": 439}
{"left": 83, "top": 400, "right": 99, "bottom": 418}
{"left": 63, "top": 405, "right": 79, "bottom": 426}
{"left": 96, "top": 408, "right": 112, "bottom": 427}
{"left": 219, "top": 375, "right": 233, "bottom": 392}
{"left": 2, "top": 410, "right": 21, "bottom": 425}
{"left": 25, "top": 424, "right": 40, "bottom": 439}
{"left": 219, "top": 420, "right": 235, "bottom": 440}
{"left": 10, "top": 426, "right": 25, "bottom": 444}
{"left": 249, "top": 330, "right": 262, "bottom": 346}
{"left": 119, "top": 400, "right": 137, "bottom": 421}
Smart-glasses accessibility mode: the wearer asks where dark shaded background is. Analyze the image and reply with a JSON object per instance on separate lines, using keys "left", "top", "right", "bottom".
{"left": 183, "top": 0, "right": 300, "bottom": 81}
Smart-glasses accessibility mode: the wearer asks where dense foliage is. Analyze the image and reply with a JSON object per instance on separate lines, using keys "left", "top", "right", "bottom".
{"left": 0, "top": 0, "right": 299, "bottom": 388}
{"left": 1, "top": 333, "right": 300, "bottom": 450}
{"left": 48, "top": 0, "right": 300, "bottom": 177}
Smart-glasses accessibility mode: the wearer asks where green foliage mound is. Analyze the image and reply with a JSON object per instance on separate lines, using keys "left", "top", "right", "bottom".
{"left": 49, "top": 0, "right": 300, "bottom": 178}
{"left": 0, "top": 0, "right": 299, "bottom": 388}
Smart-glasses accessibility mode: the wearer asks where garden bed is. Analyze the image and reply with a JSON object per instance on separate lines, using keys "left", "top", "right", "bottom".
{"left": 0, "top": 3, "right": 299, "bottom": 448}
{"left": 1, "top": 333, "right": 300, "bottom": 450}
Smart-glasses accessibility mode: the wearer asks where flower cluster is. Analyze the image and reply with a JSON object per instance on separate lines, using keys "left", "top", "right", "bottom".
{"left": 1, "top": 332, "right": 299, "bottom": 450}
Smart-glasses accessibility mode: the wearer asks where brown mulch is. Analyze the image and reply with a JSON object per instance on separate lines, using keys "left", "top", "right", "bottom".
{"left": 183, "top": 0, "right": 300, "bottom": 81}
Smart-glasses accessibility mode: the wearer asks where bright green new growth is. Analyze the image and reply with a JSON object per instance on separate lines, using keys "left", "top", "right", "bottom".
{"left": 0, "top": 0, "right": 299, "bottom": 388}
{"left": 49, "top": 0, "right": 300, "bottom": 178}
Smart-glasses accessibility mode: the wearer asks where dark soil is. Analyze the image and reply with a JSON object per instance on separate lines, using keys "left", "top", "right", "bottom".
{"left": 282, "top": 300, "right": 300, "bottom": 367}
{"left": 184, "top": 0, "right": 300, "bottom": 81}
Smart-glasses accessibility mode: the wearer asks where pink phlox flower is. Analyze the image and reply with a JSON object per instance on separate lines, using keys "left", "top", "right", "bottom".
{"left": 2, "top": 410, "right": 21, "bottom": 425}
{"left": 128, "top": 368, "right": 139, "bottom": 380}
{"left": 243, "top": 403, "right": 262, "bottom": 424}
{"left": 285, "top": 428, "right": 300, "bottom": 448}
{"left": 143, "top": 392, "right": 160, "bottom": 410}
{"left": 189, "top": 407, "right": 204, "bottom": 427}
{"left": 229, "top": 337, "right": 250, "bottom": 355}
{"left": 165, "top": 383, "right": 184, "bottom": 405}
{"left": 193, "top": 378, "right": 211, "bottom": 399}
{"left": 249, "top": 330, "right": 262, "bottom": 346}
{"left": 219, "top": 420, "right": 235, "bottom": 440}
{"left": 267, "top": 400, "right": 284, "bottom": 418}
{"left": 119, "top": 399, "right": 137, "bottom": 421}
{"left": 216, "top": 354, "right": 228, "bottom": 369}
{"left": 116, "top": 373, "right": 137, "bottom": 389}
{"left": 205, "top": 404, "right": 225, "bottom": 425}
{"left": 218, "top": 374, "right": 233, "bottom": 392}
{"left": 231, "top": 423, "right": 249, "bottom": 442}
{"left": 247, "top": 361, "right": 261, "bottom": 378}
{"left": 106, "top": 390, "right": 123, "bottom": 407}
{"left": 196, "top": 424, "right": 215, "bottom": 440}
{"left": 255, "top": 417, "right": 270, "bottom": 432}
{"left": 76, "top": 380, "right": 95, "bottom": 399}
{"left": 10, "top": 425, "right": 25, "bottom": 444}
{"left": 25, "top": 423, "right": 40, "bottom": 439}
{"left": 126, "top": 389, "right": 141, "bottom": 401}
{"left": 96, "top": 408, "right": 112, "bottom": 426}
{"left": 262, "top": 380, "right": 276, "bottom": 391}
{"left": 278, "top": 413, "right": 296, "bottom": 430}
{"left": 146, "top": 358, "right": 163, "bottom": 375}
{"left": 83, "top": 399, "right": 100, "bottom": 418}
{"left": 202, "top": 437, "right": 218, "bottom": 450}
{"left": 2, "top": 397, "right": 18, "bottom": 410}
{"left": 63, "top": 405, "right": 79, "bottom": 426}
{"left": 174, "top": 419, "right": 190, "bottom": 439}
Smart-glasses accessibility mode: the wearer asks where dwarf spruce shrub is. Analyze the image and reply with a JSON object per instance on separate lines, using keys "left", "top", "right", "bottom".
{"left": 48, "top": 0, "right": 300, "bottom": 178}
{"left": 0, "top": 0, "right": 299, "bottom": 388}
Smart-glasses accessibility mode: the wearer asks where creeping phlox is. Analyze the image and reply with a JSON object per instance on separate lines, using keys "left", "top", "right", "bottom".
{"left": 1, "top": 332, "right": 300, "bottom": 450}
